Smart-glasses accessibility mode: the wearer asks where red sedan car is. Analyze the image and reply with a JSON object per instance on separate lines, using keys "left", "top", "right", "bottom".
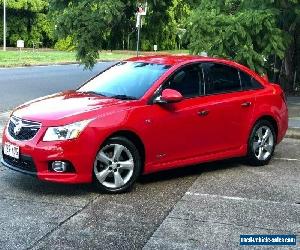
{"left": 1, "top": 55, "right": 288, "bottom": 193}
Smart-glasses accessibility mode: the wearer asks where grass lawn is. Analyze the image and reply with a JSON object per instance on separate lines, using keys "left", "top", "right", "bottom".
{"left": 0, "top": 49, "right": 189, "bottom": 68}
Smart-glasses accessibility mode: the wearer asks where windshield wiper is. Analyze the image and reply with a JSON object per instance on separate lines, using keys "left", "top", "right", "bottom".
{"left": 111, "top": 95, "right": 137, "bottom": 100}
{"left": 78, "top": 91, "right": 107, "bottom": 97}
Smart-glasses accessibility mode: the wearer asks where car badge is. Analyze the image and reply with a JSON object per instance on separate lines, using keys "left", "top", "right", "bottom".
{"left": 14, "top": 120, "right": 23, "bottom": 136}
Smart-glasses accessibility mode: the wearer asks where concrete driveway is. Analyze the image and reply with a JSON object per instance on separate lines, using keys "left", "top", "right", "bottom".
{"left": 145, "top": 138, "right": 300, "bottom": 249}
{"left": 0, "top": 133, "right": 299, "bottom": 249}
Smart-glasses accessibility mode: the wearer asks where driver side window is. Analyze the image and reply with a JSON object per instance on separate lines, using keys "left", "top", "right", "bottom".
{"left": 164, "top": 64, "right": 204, "bottom": 98}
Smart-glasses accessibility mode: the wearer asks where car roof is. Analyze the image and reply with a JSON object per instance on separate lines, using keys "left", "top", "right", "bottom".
{"left": 126, "top": 55, "right": 267, "bottom": 84}
{"left": 126, "top": 55, "right": 213, "bottom": 66}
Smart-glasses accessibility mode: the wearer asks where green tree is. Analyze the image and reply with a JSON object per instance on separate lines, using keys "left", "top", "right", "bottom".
{"left": 186, "top": 0, "right": 300, "bottom": 91}
{"left": 50, "top": 0, "right": 191, "bottom": 67}
{"left": 241, "top": 0, "right": 300, "bottom": 90}
{"left": 50, "top": 0, "right": 126, "bottom": 67}
{"left": 143, "top": 0, "right": 191, "bottom": 50}
{"left": 0, "top": 0, "right": 54, "bottom": 48}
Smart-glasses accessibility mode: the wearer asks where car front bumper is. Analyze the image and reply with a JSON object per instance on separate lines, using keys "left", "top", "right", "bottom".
{"left": 1, "top": 125, "right": 102, "bottom": 184}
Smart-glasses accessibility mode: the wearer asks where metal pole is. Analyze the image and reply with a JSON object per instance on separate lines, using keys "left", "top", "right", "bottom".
{"left": 293, "top": 71, "right": 297, "bottom": 91}
{"left": 136, "top": 25, "right": 140, "bottom": 57}
{"left": 273, "top": 54, "right": 276, "bottom": 82}
{"left": 136, "top": 14, "right": 141, "bottom": 57}
{"left": 3, "top": 0, "right": 6, "bottom": 51}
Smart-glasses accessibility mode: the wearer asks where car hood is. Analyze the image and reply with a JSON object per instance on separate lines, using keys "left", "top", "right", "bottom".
{"left": 13, "top": 91, "right": 135, "bottom": 126}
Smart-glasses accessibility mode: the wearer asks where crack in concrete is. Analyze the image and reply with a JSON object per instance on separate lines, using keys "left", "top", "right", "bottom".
{"left": 27, "top": 194, "right": 101, "bottom": 250}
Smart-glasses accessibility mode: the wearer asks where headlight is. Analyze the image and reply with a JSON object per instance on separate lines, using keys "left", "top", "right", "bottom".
{"left": 43, "top": 120, "right": 91, "bottom": 141}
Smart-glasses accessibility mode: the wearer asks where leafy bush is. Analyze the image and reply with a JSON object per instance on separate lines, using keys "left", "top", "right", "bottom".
{"left": 54, "top": 36, "right": 76, "bottom": 51}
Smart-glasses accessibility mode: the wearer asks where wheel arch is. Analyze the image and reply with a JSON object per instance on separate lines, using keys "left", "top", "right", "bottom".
{"left": 251, "top": 115, "right": 278, "bottom": 142}
{"left": 103, "top": 130, "right": 146, "bottom": 172}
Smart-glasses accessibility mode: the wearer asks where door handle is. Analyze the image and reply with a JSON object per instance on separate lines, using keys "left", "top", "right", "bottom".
{"left": 241, "top": 101, "right": 252, "bottom": 107}
{"left": 198, "top": 110, "right": 209, "bottom": 116}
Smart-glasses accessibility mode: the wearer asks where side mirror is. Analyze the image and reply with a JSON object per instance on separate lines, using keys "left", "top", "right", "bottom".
{"left": 154, "top": 89, "right": 183, "bottom": 104}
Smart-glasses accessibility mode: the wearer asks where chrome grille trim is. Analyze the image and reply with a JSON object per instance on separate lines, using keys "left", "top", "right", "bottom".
{"left": 8, "top": 116, "right": 41, "bottom": 141}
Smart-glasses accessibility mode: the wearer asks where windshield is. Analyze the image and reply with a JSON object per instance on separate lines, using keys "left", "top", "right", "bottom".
{"left": 78, "top": 62, "right": 170, "bottom": 99}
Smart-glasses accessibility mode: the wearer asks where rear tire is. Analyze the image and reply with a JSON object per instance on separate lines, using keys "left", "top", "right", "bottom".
{"left": 247, "top": 120, "right": 276, "bottom": 166}
{"left": 93, "top": 136, "right": 141, "bottom": 193}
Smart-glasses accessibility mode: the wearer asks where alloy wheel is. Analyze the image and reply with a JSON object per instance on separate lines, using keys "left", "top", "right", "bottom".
{"left": 94, "top": 143, "right": 134, "bottom": 189}
{"left": 252, "top": 125, "right": 274, "bottom": 161}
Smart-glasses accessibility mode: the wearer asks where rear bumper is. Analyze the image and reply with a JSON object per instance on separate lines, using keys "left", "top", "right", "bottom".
{"left": 277, "top": 105, "right": 289, "bottom": 143}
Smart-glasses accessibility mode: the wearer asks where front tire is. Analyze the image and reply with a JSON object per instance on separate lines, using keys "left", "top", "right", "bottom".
{"left": 93, "top": 137, "right": 141, "bottom": 193}
{"left": 247, "top": 120, "right": 276, "bottom": 166}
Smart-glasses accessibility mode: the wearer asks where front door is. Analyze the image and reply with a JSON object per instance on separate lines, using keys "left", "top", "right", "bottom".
{"left": 144, "top": 63, "right": 208, "bottom": 165}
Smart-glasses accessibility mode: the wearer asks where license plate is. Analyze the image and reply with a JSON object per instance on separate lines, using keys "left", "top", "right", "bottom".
{"left": 3, "top": 142, "right": 19, "bottom": 159}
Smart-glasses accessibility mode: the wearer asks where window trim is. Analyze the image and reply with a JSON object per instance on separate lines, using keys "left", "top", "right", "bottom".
{"left": 201, "top": 62, "right": 242, "bottom": 96}
{"left": 149, "top": 61, "right": 265, "bottom": 104}
{"left": 201, "top": 62, "right": 265, "bottom": 97}
{"left": 149, "top": 62, "right": 205, "bottom": 104}
{"left": 239, "top": 69, "right": 264, "bottom": 91}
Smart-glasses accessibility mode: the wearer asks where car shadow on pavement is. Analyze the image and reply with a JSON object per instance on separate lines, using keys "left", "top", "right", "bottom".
{"left": 139, "top": 158, "right": 243, "bottom": 184}
{"left": 2, "top": 158, "right": 244, "bottom": 196}
{"left": 1, "top": 172, "right": 94, "bottom": 196}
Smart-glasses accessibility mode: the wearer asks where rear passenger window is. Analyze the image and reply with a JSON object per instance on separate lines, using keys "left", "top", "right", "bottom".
{"left": 202, "top": 63, "right": 241, "bottom": 94}
{"left": 239, "top": 70, "right": 263, "bottom": 90}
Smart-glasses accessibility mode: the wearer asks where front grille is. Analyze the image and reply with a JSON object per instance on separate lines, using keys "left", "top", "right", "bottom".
{"left": 2, "top": 152, "right": 36, "bottom": 173}
{"left": 8, "top": 116, "right": 41, "bottom": 141}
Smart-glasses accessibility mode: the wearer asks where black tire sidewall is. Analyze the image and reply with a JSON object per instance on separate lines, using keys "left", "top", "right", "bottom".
{"left": 248, "top": 120, "right": 276, "bottom": 166}
{"left": 93, "top": 136, "right": 142, "bottom": 193}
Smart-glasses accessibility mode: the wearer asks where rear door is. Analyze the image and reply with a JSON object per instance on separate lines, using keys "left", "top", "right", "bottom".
{"left": 197, "top": 62, "right": 256, "bottom": 153}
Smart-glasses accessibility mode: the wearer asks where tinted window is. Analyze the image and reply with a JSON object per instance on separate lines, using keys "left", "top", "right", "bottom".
{"left": 240, "top": 70, "right": 263, "bottom": 90}
{"left": 78, "top": 62, "right": 170, "bottom": 99}
{"left": 202, "top": 63, "right": 241, "bottom": 94}
{"left": 165, "top": 64, "right": 204, "bottom": 98}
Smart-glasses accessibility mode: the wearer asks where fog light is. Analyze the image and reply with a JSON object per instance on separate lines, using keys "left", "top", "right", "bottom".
{"left": 52, "top": 161, "right": 68, "bottom": 173}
